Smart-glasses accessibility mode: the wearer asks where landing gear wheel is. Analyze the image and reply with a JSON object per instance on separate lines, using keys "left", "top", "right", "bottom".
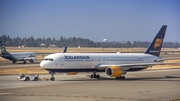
{"left": 90, "top": 74, "right": 94, "bottom": 78}
{"left": 121, "top": 76, "right": 125, "bottom": 80}
{"left": 50, "top": 77, "right": 55, "bottom": 81}
{"left": 115, "top": 76, "right": 125, "bottom": 80}
{"left": 96, "top": 74, "right": 100, "bottom": 79}
{"left": 90, "top": 72, "right": 100, "bottom": 79}
{"left": 34, "top": 77, "right": 38, "bottom": 81}
{"left": 115, "top": 77, "right": 120, "bottom": 79}
{"left": 50, "top": 72, "right": 55, "bottom": 81}
{"left": 25, "top": 77, "right": 30, "bottom": 81}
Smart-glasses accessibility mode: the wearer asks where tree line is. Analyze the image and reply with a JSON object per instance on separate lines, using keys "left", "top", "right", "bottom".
{"left": 0, "top": 35, "right": 180, "bottom": 48}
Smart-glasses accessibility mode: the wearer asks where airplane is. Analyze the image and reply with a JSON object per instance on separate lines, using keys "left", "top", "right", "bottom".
{"left": 0, "top": 41, "right": 37, "bottom": 63}
{"left": 40, "top": 25, "right": 178, "bottom": 81}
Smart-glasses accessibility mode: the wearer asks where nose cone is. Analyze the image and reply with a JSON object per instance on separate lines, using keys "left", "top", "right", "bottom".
{"left": 40, "top": 61, "right": 46, "bottom": 68}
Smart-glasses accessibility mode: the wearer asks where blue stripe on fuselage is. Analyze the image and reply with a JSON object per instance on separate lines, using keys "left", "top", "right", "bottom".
{"left": 45, "top": 69, "right": 104, "bottom": 72}
{"left": 44, "top": 68, "right": 145, "bottom": 73}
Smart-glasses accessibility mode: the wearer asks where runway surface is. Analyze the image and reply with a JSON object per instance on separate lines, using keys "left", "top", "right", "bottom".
{"left": 0, "top": 69, "right": 180, "bottom": 101}
{"left": 0, "top": 61, "right": 40, "bottom": 69}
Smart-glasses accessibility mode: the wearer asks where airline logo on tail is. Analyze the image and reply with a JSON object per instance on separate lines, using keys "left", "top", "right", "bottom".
{"left": 2, "top": 46, "right": 7, "bottom": 54}
{"left": 0, "top": 41, "right": 10, "bottom": 55}
{"left": 154, "top": 38, "right": 163, "bottom": 49}
{"left": 144, "top": 25, "right": 167, "bottom": 56}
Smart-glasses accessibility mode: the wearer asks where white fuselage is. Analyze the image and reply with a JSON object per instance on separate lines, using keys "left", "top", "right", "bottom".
{"left": 2, "top": 52, "right": 37, "bottom": 63}
{"left": 11, "top": 52, "right": 37, "bottom": 61}
{"left": 40, "top": 53, "right": 160, "bottom": 72}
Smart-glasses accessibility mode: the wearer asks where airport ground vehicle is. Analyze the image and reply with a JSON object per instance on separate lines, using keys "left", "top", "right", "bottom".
{"left": 17, "top": 73, "right": 39, "bottom": 81}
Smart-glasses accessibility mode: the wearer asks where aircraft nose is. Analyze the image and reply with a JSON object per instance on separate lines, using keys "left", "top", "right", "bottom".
{"left": 40, "top": 61, "right": 46, "bottom": 68}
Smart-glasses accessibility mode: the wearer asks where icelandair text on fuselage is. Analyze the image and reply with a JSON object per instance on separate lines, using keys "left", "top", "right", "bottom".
{"left": 64, "top": 56, "right": 90, "bottom": 59}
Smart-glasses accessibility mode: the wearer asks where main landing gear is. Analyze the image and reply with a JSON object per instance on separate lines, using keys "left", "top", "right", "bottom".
{"left": 23, "top": 60, "right": 26, "bottom": 64}
{"left": 12, "top": 61, "right": 16, "bottom": 63}
{"left": 50, "top": 72, "right": 55, "bottom": 81}
{"left": 90, "top": 72, "right": 100, "bottom": 79}
{"left": 115, "top": 76, "right": 125, "bottom": 80}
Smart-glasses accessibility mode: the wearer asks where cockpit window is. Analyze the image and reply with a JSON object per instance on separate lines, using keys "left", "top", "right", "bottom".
{"left": 44, "top": 58, "right": 53, "bottom": 61}
{"left": 49, "top": 58, "right": 53, "bottom": 61}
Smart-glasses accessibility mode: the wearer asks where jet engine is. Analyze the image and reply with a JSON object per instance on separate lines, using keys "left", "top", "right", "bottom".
{"left": 105, "top": 66, "right": 123, "bottom": 77}
{"left": 64, "top": 72, "right": 78, "bottom": 75}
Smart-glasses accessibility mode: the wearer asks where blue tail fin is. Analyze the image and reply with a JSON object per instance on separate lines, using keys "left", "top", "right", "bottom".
{"left": 63, "top": 46, "right": 68, "bottom": 53}
{"left": 144, "top": 25, "right": 167, "bottom": 56}
{"left": 0, "top": 41, "right": 10, "bottom": 55}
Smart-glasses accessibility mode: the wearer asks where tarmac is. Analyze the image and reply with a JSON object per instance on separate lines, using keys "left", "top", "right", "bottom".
{"left": 0, "top": 69, "right": 180, "bottom": 101}
{"left": 0, "top": 61, "right": 40, "bottom": 69}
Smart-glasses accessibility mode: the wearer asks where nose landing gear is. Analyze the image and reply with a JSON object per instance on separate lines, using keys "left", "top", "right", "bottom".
{"left": 50, "top": 72, "right": 55, "bottom": 81}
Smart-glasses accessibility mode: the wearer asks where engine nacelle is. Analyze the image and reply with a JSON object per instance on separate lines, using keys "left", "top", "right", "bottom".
{"left": 105, "top": 66, "right": 123, "bottom": 77}
{"left": 64, "top": 72, "right": 78, "bottom": 75}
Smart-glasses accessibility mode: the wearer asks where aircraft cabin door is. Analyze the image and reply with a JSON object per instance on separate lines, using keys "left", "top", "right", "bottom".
{"left": 60, "top": 57, "right": 64, "bottom": 66}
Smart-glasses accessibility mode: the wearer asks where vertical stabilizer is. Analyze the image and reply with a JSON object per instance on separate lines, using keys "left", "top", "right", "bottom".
{"left": 63, "top": 46, "right": 68, "bottom": 53}
{"left": 0, "top": 41, "right": 10, "bottom": 55}
{"left": 144, "top": 25, "right": 167, "bottom": 56}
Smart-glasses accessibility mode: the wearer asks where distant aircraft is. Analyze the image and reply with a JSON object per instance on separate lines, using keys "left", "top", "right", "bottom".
{"left": 40, "top": 25, "right": 178, "bottom": 81}
{"left": 0, "top": 41, "right": 37, "bottom": 63}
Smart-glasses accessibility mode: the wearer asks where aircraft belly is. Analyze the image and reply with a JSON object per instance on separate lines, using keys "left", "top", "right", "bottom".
{"left": 127, "top": 66, "right": 149, "bottom": 71}
{"left": 2, "top": 55, "right": 16, "bottom": 61}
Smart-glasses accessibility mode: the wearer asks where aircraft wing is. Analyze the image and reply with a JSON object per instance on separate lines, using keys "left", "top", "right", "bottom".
{"left": 163, "top": 57, "right": 180, "bottom": 60}
{"left": 24, "top": 56, "right": 37, "bottom": 63}
{"left": 24, "top": 57, "right": 37, "bottom": 60}
{"left": 24, "top": 57, "right": 37, "bottom": 61}
{"left": 98, "top": 62, "right": 179, "bottom": 68}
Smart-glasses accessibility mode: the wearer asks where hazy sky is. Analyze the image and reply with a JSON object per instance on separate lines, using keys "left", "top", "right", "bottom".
{"left": 0, "top": 0, "right": 180, "bottom": 42}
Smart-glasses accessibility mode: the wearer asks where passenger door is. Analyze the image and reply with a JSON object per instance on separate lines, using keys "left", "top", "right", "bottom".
{"left": 60, "top": 57, "right": 64, "bottom": 66}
